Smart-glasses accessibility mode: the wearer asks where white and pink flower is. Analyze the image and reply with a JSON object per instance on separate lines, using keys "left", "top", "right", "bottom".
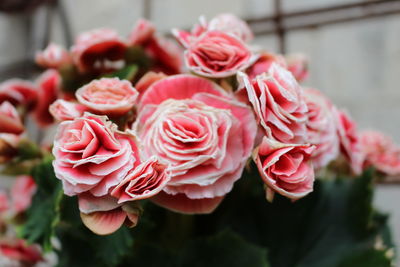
{"left": 208, "top": 13, "right": 254, "bottom": 43}
{"left": 35, "top": 43, "right": 72, "bottom": 69}
{"left": 75, "top": 78, "right": 138, "bottom": 116}
{"left": 52, "top": 113, "right": 140, "bottom": 197}
{"left": 238, "top": 63, "right": 308, "bottom": 143}
{"left": 49, "top": 99, "right": 88, "bottom": 121}
{"left": 334, "top": 109, "right": 364, "bottom": 175}
{"left": 253, "top": 137, "right": 315, "bottom": 201}
{"left": 0, "top": 101, "right": 24, "bottom": 135}
{"left": 304, "top": 88, "right": 339, "bottom": 169}
{"left": 360, "top": 130, "right": 400, "bottom": 176}
{"left": 71, "top": 28, "right": 127, "bottom": 73}
{"left": 135, "top": 74, "right": 257, "bottom": 214}
{"left": 246, "top": 52, "right": 287, "bottom": 80}
{"left": 285, "top": 53, "right": 309, "bottom": 83}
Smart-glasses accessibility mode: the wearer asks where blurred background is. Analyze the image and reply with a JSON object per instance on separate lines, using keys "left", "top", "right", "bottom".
{"left": 0, "top": 0, "right": 399, "bottom": 258}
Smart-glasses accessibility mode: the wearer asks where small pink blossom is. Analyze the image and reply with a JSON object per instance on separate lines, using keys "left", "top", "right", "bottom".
{"left": 334, "top": 109, "right": 364, "bottom": 175}
{"left": 360, "top": 130, "right": 400, "bottom": 176}
{"left": 246, "top": 52, "right": 287, "bottom": 80}
{"left": 49, "top": 99, "right": 88, "bottom": 121}
{"left": 0, "top": 101, "right": 24, "bottom": 135}
{"left": 35, "top": 43, "right": 72, "bottom": 69}
{"left": 0, "top": 79, "right": 37, "bottom": 108}
{"left": 285, "top": 53, "right": 309, "bottom": 83}
{"left": 238, "top": 63, "right": 308, "bottom": 143}
{"left": 33, "top": 69, "right": 61, "bottom": 126}
{"left": 129, "top": 19, "right": 183, "bottom": 74}
{"left": 304, "top": 88, "right": 339, "bottom": 169}
{"left": 71, "top": 28, "right": 127, "bottom": 73}
{"left": 253, "top": 137, "right": 315, "bottom": 201}
{"left": 11, "top": 175, "right": 37, "bottom": 214}
{"left": 75, "top": 78, "right": 138, "bottom": 116}
{"left": 111, "top": 156, "right": 171, "bottom": 203}
{"left": 0, "top": 239, "right": 43, "bottom": 265}
{"left": 182, "top": 30, "right": 251, "bottom": 78}
{"left": 208, "top": 13, "right": 254, "bottom": 42}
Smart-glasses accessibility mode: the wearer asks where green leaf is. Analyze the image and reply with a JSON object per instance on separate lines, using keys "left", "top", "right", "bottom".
{"left": 19, "top": 156, "right": 63, "bottom": 252}
{"left": 196, "top": 166, "right": 394, "bottom": 267}
{"left": 178, "top": 229, "right": 269, "bottom": 267}
{"left": 93, "top": 226, "right": 134, "bottom": 266}
{"left": 338, "top": 248, "right": 393, "bottom": 267}
{"left": 103, "top": 64, "right": 138, "bottom": 81}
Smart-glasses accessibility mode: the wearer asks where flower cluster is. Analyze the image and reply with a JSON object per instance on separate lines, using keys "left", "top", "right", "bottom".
{"left": 1, "top": 14, "right": 399, "bottom": 237}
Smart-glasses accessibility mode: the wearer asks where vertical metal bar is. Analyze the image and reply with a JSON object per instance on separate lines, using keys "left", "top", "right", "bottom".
{"left": 143, "top": 0, "right": 152, "bottom": 20}
{"left": 274, "top": 0, "right": 286, "bottom": 53}
{"left": 57, "top": 0, "right": 73, "bottom": 47}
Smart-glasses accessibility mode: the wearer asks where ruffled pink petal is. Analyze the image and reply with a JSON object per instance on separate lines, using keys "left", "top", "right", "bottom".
{"left": 80, "top": 208, "right": 126, "bottom": 235}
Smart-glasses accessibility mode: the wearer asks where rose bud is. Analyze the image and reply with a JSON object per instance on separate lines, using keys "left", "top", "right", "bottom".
{"left": 360, "top": 130, "right": 400, "bottom": 176}
{"left": 0, "top": 79, "right": 37, "bottom": 108}
{"left": 111, "top": 156, "right": 171, "bottom": 203}
{"left": 33, "top": 69, "right": 61, "bottom": 126}
{"left": 49, "top": 99, "right": 88, "bottom": 121}
{"left": 253, "top": 137, "right": 315, "bottom": 201}
{"left": 75, "top": 78, "right": 138, "bottom": 116}
{"left": 182, "top": 30, "right": 252, "bottom": 78}
{"left": 35, "top": 43, "right": 72, "bottom": 69}
{"left": 208, "top": 13, "right": 254, "bottom": 43}
{"left": 304, "top": 88, "right": 340, "bottom": 169}
{"left": 10, "top": 175, "right": 37, "bottom": 214}
{"left": 71, "top": 28, "right": 127, "bottom": 73}
{"left": 334, "top": 108, "right": 364, "bottom": 175}
{"left": 0, "top": 101, "right": 24, "bottom": 135}
{"left": 246, "top": 52, "right": 287, "bottom": 80}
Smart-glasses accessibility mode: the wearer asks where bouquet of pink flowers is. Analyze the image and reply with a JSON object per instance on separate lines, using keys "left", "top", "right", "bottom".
{"left": 0, "top": 13, "right": 398, "bottom": 267}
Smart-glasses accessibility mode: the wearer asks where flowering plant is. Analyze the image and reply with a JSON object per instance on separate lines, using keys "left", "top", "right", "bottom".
{"left": 0, "top": 14, "right": 398, "bottom": 267}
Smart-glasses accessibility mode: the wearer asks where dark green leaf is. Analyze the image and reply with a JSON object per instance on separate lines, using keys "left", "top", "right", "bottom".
{"left": 93, "top": 226, "right": 134, "bottom": 266}
{"left": 338, "top": 248, "right": 393, "bottom": 267}
{"left": 103, "top": 64, "right": 138, "bottom": 81}
{"left": 178, "top": 229, "right": 269, "bottom": 267}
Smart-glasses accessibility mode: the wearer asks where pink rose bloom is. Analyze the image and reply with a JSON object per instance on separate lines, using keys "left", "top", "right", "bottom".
{"left": 33, "top": 69, "right": 61, "bottom": 126}
{"left": 0, "top": 101, "right": 24, "bottom": 135}
{"left": 10, "top": 175, "right": 37, "bottom": 214}
{"left": 111, "top": 156, "right": 170, "bottom": 203}
{"left": 253, "top": 137, "right": 315, "bottom": 201}
{"left": 304, "top": 88, "right": 339, "bottom": 169}
{"left": 360, "top": 130, "right": 400, "bottom": 176}
{"left": 246, "top": 52, "right": 287, "bottom": 80}
{"left": 52, "top": 113, "right": 140, "bottom": 197}
{"left": 129, "top": 19, "right": 183, "bottom": 74}
{"left": 75, "top": 78, "right": 138, "bottom": 116}
{"left": 0, "top": 239, "right": 43, "bottom": 265}
{"left": 128, "top": 18, "right": 156, "bottom": 46}
{"left": 35, "top": 43, "right": 72, "bottom": 69}
{"left": 0, "top": 79, "right": 37, "bottom": 108}
{"left": 238, "top": 63, "right": 308, "bottom": 143}
{"left": 285, "top": 53, "right": 309, "bottom": 83}
{"left": 334, "top": 109, "right": 364, "bottom": 175}
{"left": 49, "top": 99, "right": 88, "bottom": 121}
{"left": 71, "top": 28, "right": 127, "bottom": 73}
{"left": 181, "top": 30, "right": 252, "bottom": 78}
{"left": 208, "top": 13, "right": 254, "bottom": 43}
{"left": 78, "top": 193, "right": 140, "bottom": 235}
{"left": 135, "top": 74, "right": 257, "bottom": 214}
